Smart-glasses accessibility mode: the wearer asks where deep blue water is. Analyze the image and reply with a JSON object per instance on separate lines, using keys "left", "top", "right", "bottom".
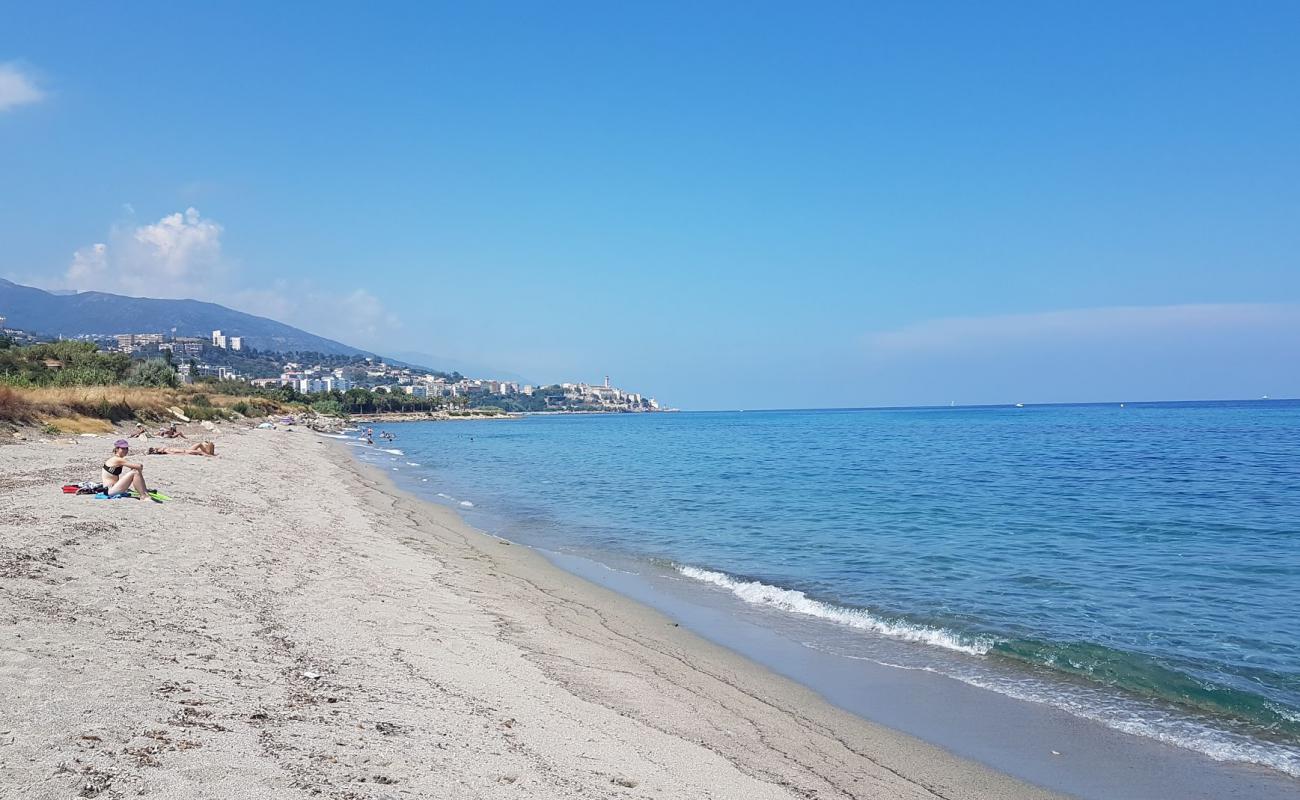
{"left": 349, "top": 401, "right": 1300, "bottom": 776}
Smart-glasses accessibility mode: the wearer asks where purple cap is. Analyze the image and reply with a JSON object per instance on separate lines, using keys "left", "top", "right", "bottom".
{"left": 114, "top": 439, "right": 130, "bottom": 449}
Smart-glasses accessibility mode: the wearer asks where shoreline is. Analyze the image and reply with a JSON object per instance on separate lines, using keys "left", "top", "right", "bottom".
{"left": 351, "top": 417, "right": 1300, "bottom": 800}
{"left": 2, "top": 424, "right": 1057, "bottom": 798}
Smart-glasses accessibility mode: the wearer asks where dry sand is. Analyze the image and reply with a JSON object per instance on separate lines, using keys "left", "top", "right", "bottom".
{"left": 1, "top": 422, "right": 1063, "bottom": 799}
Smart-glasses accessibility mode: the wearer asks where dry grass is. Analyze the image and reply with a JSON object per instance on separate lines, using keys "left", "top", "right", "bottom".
{"left": 36, "top": 415, "right": 115, "bottom": 435}
{"left": 0, "top": 386, "right": 34, "bottom": 423}
{"left": 0, "top": 385, "right": 293, "bottom": 427}
{"left": 15, "top": 386, "right": 179, "bottom": 422}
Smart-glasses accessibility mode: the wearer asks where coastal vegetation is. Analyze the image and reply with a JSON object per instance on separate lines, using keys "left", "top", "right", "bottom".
{"left": 0, "top": 341, "right": 484, "bottom": 431}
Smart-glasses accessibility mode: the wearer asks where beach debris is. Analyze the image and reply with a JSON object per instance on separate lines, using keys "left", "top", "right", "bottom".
{"left": 611, "top": 777, "right": 640, "bottom": 788}
{"left": 168, "top": 406, "right": 190, "bottom": 422}
{"left": 1051, "top": 750, "right": 1062, "bottom": 756}
{"left": 200, "top": 420, "right": 216, "bottom": 431}
{"left": 374, "top": 721, "right": 404, "bottom": 736}
{"left": 75, "top": 768, "right": 112, "bottom": 797}
{"left": 124, "top": 743, "right": 163, "bottom": 767}
{"left": 168, "top": 707, "right": 230, "bottom": 732}
{"left": 300, "top": 670, "right": 322, "bottom": 680}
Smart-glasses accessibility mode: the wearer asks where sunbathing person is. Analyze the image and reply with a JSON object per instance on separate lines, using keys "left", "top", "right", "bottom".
{"left": 102, "top": 439, "right": 154, "bottom": 499}
{"left": 156, "top": 424, "right": 186, "bottom": 439}
{"left": 147, "top": 442, "right": 216, "bottom": 456}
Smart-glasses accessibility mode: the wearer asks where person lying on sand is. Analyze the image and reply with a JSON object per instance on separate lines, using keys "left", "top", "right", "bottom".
{"left": 147, "top": 442, "right": 216, "bottom": 456}
{"left": 127, "top": 424, "right": 148, "bottom": 438}
{"left": 156, "top": 424, "right": 186, "bottom": 439}
{"left": 102, "top": 439, "right": 155, "bottom": 499}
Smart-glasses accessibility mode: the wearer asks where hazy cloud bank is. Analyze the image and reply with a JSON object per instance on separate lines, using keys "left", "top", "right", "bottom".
{"left": 855, "top": 304, "right": 1300, "bottom": 405}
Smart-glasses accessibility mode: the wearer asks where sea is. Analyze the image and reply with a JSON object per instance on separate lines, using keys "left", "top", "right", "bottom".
{"left": 344, "top": 400, "right": 1300, "bottom": 786}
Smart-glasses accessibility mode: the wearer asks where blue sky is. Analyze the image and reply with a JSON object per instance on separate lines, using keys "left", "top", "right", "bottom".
{"left": 2, "top": 2, "right": 1298, "bottom": 409}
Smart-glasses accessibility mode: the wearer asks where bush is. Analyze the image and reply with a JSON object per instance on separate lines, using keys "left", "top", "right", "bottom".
{"left": 182, "top": 405, "right": 227, "bottom": 422}
{"left": 310, "top": 398, "right": 344, "bottom": 417}
{"left": 127, "top": 359, "right": 180, "bottom": 388}
{"left": 52, "top": 366, "right": 119, "bottom": 386}
{"left": 230, "top": 400, "right": 251, "bottom": 416}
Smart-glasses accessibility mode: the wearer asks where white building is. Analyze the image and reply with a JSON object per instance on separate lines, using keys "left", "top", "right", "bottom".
{"left": 228, "top": 336, "right": 243, "bottom": 351}
{"left": 211, "top": 330, "right": 227, "bottom": 348}
{"left": 403, "top": 384, "right": 428, "bottom": 398}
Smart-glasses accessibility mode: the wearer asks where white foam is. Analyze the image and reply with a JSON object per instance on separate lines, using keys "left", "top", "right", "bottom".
{"left": 675, "top": 565, "right": 993, "bottom": 656}
{"left": 948, "top": 668, "right": 1300, "bottom": 778}
{"left": 381, "top": 448, "right": 404, "bottom": 455}
{"left": 459, "top": 500, "right": 474, "bottom": 508}
{"left": 406, "top": 462, "right": 419, "bottom": 466}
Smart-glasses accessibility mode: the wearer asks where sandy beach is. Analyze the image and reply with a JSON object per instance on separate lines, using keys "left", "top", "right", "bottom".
{"left": 1, "top": 422, "right": 1060, "bottom": 799}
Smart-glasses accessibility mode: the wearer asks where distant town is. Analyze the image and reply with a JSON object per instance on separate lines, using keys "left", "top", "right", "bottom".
{"left": 0, "top": 315, "right": 665, "bottom": 413}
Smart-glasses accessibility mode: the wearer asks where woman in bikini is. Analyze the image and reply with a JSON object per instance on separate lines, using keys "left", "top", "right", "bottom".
{"left": 147, "top": 442, "right": 215, "bottom": 456}
{"left": 102, "top": 439, "right": 154, "bottom": 499}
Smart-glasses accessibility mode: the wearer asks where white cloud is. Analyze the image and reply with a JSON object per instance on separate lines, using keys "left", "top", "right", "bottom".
{"left": 51, "top": 207, "right": 227, "bottom": 299}
{"left": 38, "top": 207, "right": 401, "bottom": 349}
{"left": 132, "top": 207, "right": 225, "bottom": 281}
{"left": 0, "top": 62, "right": 44, "bottom": 112}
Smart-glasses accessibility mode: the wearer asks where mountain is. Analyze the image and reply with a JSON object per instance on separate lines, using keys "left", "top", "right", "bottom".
{"left": 0, "top": 279, "right": 371, "bottom": 356}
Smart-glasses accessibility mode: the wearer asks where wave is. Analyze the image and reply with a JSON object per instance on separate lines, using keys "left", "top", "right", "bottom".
{"left": 990, "top": 639, "right": 1300, "bottom": 743}
{"left": 675, "top": 564, "right": 1300, "bottom": 777}
{"left": 459, "top": 500, "right": 474, "bottom": 508}
{"left": 381, "top": 448, "right": 404, "bottom": 455}
{"left": 675, "top": 565, "right": 993, "bottom": 655}
{"left": 956, "top": 663, "right": 1300, "bottom": 778}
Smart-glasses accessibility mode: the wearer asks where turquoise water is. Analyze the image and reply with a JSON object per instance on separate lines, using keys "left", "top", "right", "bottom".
{"left": 351, "top": 401, "right": 1300, "bottom": 776}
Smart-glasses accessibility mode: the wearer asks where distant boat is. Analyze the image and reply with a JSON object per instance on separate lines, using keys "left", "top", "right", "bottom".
{"left": 1120, "top": 403, "right": 1125, "bottom": 408}
{"left": 1014, "top": 403, "right": 1024, "bottom": 408}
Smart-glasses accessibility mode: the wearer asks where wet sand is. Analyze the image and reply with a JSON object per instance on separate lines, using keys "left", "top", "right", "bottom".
{"left": 1, "top": 423, "right": 1060, "bottom": 798}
